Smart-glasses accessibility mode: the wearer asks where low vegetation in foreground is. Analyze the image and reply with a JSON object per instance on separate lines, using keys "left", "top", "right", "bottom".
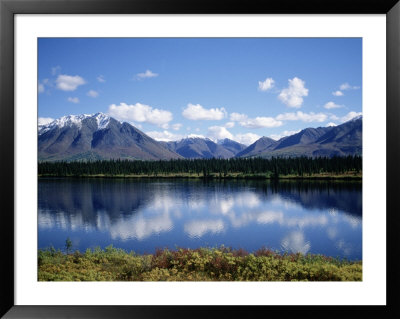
{"left": 38, "top": 246, "right": 362, "bottom": 281}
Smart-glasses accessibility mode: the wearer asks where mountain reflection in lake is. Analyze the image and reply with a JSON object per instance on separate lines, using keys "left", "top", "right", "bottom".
{"left": 38, "top": 178, "right": 362, "bottom": 260}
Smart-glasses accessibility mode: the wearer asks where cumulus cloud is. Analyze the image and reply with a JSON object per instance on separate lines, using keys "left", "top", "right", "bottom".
{"left": 340, "top": 111, "right": 362, "bottom": 123}
{"left": 56, "top": 74, "right": 86, "bottom": 91}
{"left": 160, "top": 123, "right": 170, "bottom": 129}
{"left": 225, "top": 122, "right": 235, "bottom": 128}
{"left": 339, "top": 83, "right": 360, "bottom": 90}
{"left": 278, "top": 77, "right": 308, "bottom": 108}
{"left": 182, "top": 103, "right": 226, "bottom": 121}
{"left": 230, "top": 112, "right": 282, "bottom": 129}
{"left": 67, "top": 97, "right": 80, "bottom": 103}
{"left": 207, "top": 126, "right": 234, "bottom": 141}
{"left": 38, "top": 79, "right": 51, "bottom": 93}
{"left": 38, "top": 83, "right": 45, "bottom": 93}
{"left": 136, "top": 70, "right": 158, "bottom": 79}
{"left": 171, "top": 123, "right": 182, "bottom": 131}
{"left": 108, "top": 102, "right": 173, "bottom": 127}
{"left": 97, "top": 75, "right": 106, "bottom": 83}
{"left": 269, "top": 130, "right": 301, "bottom": 141}
{"left": 146, "top": 130, "right": 183, "bottom": 142}
{"left": 230, "top": 112, "right": 248, "bottom": 122}
{"left": 276, "top": 111, "right": 327, "bottom": 123}
{"left": 324, "top": 101, "right": 344, "bottom": 109}
{"left": 234, "top": 133, "right": 261, "bottom": 145}
{"left": 51, "top": 66, "right": 61, "bottom": 76}
{"left": 87, "top": 90, "right": 99, "bottom": 98}
{"left": 258, "top": 77, "right": 275, "bottom": 91}
{"left": 38, "top": 117, "right": 54, "bottom": 126}
{"left": 332, "top": 90, "right": 344, "bottom": 96}
{"left": 239, "top": 116, "right": 283, "bottom": 129}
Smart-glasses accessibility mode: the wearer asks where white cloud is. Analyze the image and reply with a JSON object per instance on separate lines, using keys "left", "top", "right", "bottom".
{"left": 269, "top": 130, "right": 301, "bottom": 141}
{"left": 339, "top": 83, "right": 360, "bottom": 90}
{"left": 326, "top": 122, "right": 337, "bottom": 127}
{"left": 276, "top": 111, "right": 327, "bottom": 123}
{"left": 239, "top": 116, "right": 283, "bottom": 129}
{"left": 146, "top": 130, "right": 183, "bottom": 142}
{"left": 67, "top": 97, "right": 80, "bottom": 103}
{"left": 258, "top": 77, "right": 275, "bottom": 91}
{"left": 56, "top": 74, "right": 86, "bottom": 91}
{"left": 171, "top": 123, "right": 182, "bottom": 131}
{"left": 97, "top": 75, "right": 106, "bottom": 83}
{"left": 108, "top": 102, "right": 173, "bottom": 127}
{"left": 230, "top": 112, "right": 282, "bottom": 129}
{"left": 278, "top": 77, "right": 308, "bottom": 108}
{"left": 340, "top": 111, "right": 362, "bottom": 123}
{"left": 332, "top": 90, "right": 344, "bottom": 96}
{"left": 234, "top": 133, "right": 261, "bottom": 145}
{"left": 339, "top": 83, "right": 351, "bottom": 90}
{"left": 225, "top": 122, "right": 235, "bottom": 128}
{"left": 324, "top": 101, "right": 344, "bottom": 109}
{"left": 87, "top": 90, "right": 99, "bottom": 98}
{"left": 329, "top": 114, "right": 340, "bottom": 121}
{"left": 38, "top": 117, "right": 54, "bottom": 126}
{"left": 182, "top": 103, "right": 226, "bottom": 121}
{"left": 230, "top": 112, "right": 248, "bottom": 122}
{"left": 38, "top": 83, "right": 45, "bottom": 93}
{"left": 161, "top": 123, "right": 170, "bottom": 129}
{"left": 38, "top": 78, "right": 51, "bottom": 93}
{"left": 51, "top": 66, "right": 61, "bottom": 76}
{"left": 136, "top": 70, "right": 158, "bottom": 79}
{"left": 207, "top": 126, "right": 234, "bottom": 142}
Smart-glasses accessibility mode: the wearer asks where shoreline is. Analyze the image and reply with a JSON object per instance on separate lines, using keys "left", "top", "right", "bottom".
{"left": 38, "top": 172, "right": 362, "bottom": 180}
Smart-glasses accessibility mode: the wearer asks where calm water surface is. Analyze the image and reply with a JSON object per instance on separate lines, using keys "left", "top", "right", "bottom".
{"left": 38, "top": 178, "right": 362, "bottom": 260}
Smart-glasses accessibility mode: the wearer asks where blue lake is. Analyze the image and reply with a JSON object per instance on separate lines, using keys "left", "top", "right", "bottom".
{"left": 38, "top": 178, "right": 362, "bottom": 260}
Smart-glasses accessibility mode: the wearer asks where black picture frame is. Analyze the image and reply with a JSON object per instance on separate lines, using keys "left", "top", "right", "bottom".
{"left": 1, "top": 0, "right": 399, "bottom": 318}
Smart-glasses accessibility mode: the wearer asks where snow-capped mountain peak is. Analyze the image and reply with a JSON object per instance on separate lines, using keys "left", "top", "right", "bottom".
{"left": 38, "top": 112, "right": 111, "bottom": 134}
{"left": 350, "top": 114, "right": 362, "bottom": 122}
{"left": 94, "top": 112, "right": 111, "bottom": 129}
{"left": 185, "top": 134, "right": 207, "bottom": 140}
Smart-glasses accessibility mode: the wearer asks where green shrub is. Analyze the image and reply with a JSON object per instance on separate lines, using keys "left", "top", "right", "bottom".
{"left": 38, "top": 246, "right": 362, "bottom": 282}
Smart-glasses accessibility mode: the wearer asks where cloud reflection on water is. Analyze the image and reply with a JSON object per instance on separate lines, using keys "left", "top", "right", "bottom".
{"left": 281, "top": 231, "right": 311, "bottom": 255}
{"left": 184, "top": 219, "right": 225, "bottom": 238}
{"left": 38, "top": 179, "right": 362, "bottom": 259}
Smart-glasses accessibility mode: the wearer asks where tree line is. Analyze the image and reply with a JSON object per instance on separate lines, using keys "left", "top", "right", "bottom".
{"left": 38, "top": 156, "right": 362, "bottom": 178}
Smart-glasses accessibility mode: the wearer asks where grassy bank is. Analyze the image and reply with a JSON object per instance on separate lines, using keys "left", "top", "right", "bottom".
{"left": 38, "top": 246, "right": 362, "bottom": 281}
{"left": 38, "top": 171, "right": 362, "bottom": 180}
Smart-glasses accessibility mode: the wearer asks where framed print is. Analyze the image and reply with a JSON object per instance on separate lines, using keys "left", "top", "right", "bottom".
{"left": 1, "top": 0, "right": 399, "bottom": 318}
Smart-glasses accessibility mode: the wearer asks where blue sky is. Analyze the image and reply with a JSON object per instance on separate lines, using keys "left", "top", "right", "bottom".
{"left": 38, "top": 38, "right": 362, "bottom": 145}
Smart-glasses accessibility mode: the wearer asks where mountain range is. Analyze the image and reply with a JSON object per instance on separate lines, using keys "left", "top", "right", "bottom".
{"left": 238, "top": 116, "right": 362, "bottom": 158}
{"left": 38, "top": 113, "right": 362, "bottom": 161}
{"left": 38, "top": 113, "right": 182, "bottom": 161}
{"left": 160, "top": 138, "right": 246, "bottom": 159}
